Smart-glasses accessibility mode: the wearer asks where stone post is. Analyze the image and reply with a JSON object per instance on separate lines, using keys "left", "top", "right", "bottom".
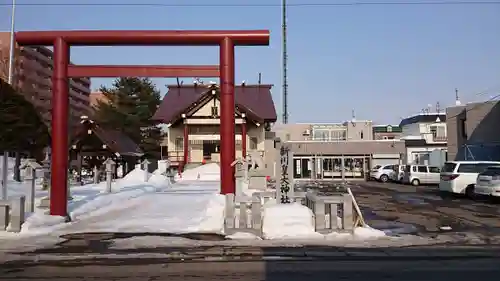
{"left": 142, "top": 159, "right": 150, "bottom": 182}
{"left": 21, "top": 159, "right": 41, "bottom": 212}
{"left": 93, "top": 166, "right": 99, "bottom": 184}
{"left": 104, "top": 158, "right": 116, "bottom": 193}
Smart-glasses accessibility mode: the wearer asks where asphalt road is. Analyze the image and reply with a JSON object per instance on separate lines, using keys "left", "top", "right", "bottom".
{"left": 351, "top": 181, "right": 500, "bottom": 235}
{"left": 2, "top": 257, "right": 500, "bottom": 280}
{"left": 2, "top": 181, "right": 500, "bottom": 280}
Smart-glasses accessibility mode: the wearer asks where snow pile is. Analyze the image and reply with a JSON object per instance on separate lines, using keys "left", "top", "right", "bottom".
{"left": 121, "top": 167, "right": 149, "bottom": 183}
{"left": 20, "top": 210, "right": 69, "bottom": 235}
{"left": 263, "top": 203, "right": 324, "bottom": 240}
{"left": 177, "top": 163, "right": 220, "bottom": 181}
{"left": 261, "top": 202, "right": 388, "bottom": 241}
{"left": 120, "top": 167, "right": 171, "bottom": 189}
{"left": 226, "top": 232, "right": 262, "bottom": 240}
{"left": 327, "top": 226, "right": 387, "bottom": 241}
{"left": 156, "top": 160, "right": 170, "bottom": 175}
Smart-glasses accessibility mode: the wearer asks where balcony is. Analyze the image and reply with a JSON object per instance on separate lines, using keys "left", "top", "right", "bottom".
{"left": 167, "top": 151, "right": 185, "bottom": 166}
{"left": 432, "top": 135, "right": 447, "bottom": 142}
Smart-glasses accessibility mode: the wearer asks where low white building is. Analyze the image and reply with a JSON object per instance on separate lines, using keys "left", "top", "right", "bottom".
{"left": 399, "top": 113, "right": 448, "bottom": 166}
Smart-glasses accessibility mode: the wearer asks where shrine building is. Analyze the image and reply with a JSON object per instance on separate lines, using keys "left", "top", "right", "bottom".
{"left": 152, "top": 83, "right": 278, "bottom": 172}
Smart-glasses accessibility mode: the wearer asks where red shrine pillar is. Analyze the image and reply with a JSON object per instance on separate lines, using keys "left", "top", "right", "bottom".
{"left": 219, "top": 37, "right": 236, "bottom": 195}
{"left": 183, "top": 117, "right": 189, "bottom": 169}
{"left": 50, "top": 37, "right": 70, "bottom": 217}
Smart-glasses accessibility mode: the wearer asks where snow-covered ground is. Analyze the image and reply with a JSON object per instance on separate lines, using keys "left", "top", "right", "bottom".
{"left": 2, "top": 165, "right": 225, "bottom": 237}
{"left": 0, "top": 158, "right": 450, "bottom": 253}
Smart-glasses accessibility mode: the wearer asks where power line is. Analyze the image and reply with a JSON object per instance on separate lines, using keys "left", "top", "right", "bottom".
{"left": 401, "top": 88, "right": 500, "bottom": 122}
{"left": 446, "top": 94, "right": 500, "bottom": 121}
{"left": 2, "top": 1, "right": 500, "bottom": 7}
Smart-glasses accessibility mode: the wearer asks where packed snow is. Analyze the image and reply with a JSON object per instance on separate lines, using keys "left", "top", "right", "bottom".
{"left": 1, "top": 159, "right": 400, "bottom": 249}
{"left": 1, "top": 162, "right": 225, "bottom": 239}
{"left": 175, "top": 163, "right": 220, "bottom": 181}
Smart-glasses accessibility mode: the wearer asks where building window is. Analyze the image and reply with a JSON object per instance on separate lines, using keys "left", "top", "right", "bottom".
{"left": 312, "top": 129, "right": 329, "bottom": 141}
{"left": 331, "top": 130, "right": 346, "bottom": 140}
{"left": 175, "top": 137, "right": 183, "bottom": 151}
{"left": 250, "top": 137, "right": 258, "bottom": 150}
{"left": 430, "top": 125, "right": 446, "bottom": 140}
{"left": 161, "top": 146, "right": 168, "bottom": 159}
{"left": 313, "top": 129, "right": 347, "bottom": 141}
{"left": 387, "top": 125, "right": 392, "bottom": 132}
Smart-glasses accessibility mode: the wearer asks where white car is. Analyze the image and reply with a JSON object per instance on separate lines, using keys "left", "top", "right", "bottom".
{"left": 370, "top": 165, "right": 396, "bottom": 182}
{"left": 474, "top": 166, "right": 500, "bottom": 198}
{"left": 390, "top": 165, "right": 405, "bottom": 183}
{"left": 439, "top": 161, "right": 500, "bottom": 197}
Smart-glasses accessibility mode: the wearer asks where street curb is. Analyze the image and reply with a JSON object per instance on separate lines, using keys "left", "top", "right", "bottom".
{"left": 3, "top": 248, "right": 500, "bottom": 264}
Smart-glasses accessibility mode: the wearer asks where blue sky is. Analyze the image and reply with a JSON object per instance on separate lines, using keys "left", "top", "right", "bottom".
{"left": 1, "top": 0, "right": 499, "bottom": 124}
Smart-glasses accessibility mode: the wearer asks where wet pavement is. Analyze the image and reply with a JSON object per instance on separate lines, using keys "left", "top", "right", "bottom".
{"left": 350, "top": 181, "right": 500, "bottom": 236}
{"left": 3, "top": 249, "right": 500, "bottom": 280}
{"left": 3, "top": 180, "right": 500, "bottom": 263}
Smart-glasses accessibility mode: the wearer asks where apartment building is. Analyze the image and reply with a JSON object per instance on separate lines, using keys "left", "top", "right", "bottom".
{"left": 0, "top": 32, "right": 91, "bottom": 127}
{"left": 446, "top": 100, "right": 500, "bottom": 161}
{"left": 399, "top": 113, "right": 447, "bottom": 166}
{"left": 273, "top": 121, "right": 405, "bottom": 181}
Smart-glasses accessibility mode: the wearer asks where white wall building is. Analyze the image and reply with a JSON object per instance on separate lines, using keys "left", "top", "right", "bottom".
{"left": 399, "top": 113, "right": 448, "bottom": 166}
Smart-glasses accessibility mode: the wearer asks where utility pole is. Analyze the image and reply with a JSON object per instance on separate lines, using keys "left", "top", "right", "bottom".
{"left": 281, "top": 0, "right": 289, "bottom": 124}
{"left": 2, "top": 0, "right": 16, "bottom": 200}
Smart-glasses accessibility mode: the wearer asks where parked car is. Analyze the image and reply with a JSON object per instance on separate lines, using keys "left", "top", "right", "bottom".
{"left": 370, "top": 165, "right": 396, "bottom": 182}
{"left": 439, "top": 161, "right": 500, "bottom": 197}
{"left": 473, "top": 166, "right": 500, "bottom": 198}
{"left": 390, "top": 165, "right": 405, "bottom": 183}
{"left": 402, "top": 165, "right": 441, "bottom": 186}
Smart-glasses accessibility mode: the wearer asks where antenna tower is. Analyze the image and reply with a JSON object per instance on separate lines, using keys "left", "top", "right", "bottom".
{"left": 282, "top": 0, "right": 289, "bottom": 124}
{"left": 455, "top": 88, "right": 461, "bottom": 105}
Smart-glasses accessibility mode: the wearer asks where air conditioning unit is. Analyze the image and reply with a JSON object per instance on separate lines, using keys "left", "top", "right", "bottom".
{"left": 303, "top": 129, "right": 311, "bottom": 136}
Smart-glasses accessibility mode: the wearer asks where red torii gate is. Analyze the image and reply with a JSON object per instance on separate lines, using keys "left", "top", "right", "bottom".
{"left": 15, "top": 30, "right": 270, "bottom": 217}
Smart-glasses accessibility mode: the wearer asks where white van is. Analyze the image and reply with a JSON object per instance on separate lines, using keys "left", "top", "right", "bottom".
{"left": 402, "top": 165, "right": 441, "bottom": 186}
{"left": 439, "top": 161, "right": 500, "bottom": 197}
